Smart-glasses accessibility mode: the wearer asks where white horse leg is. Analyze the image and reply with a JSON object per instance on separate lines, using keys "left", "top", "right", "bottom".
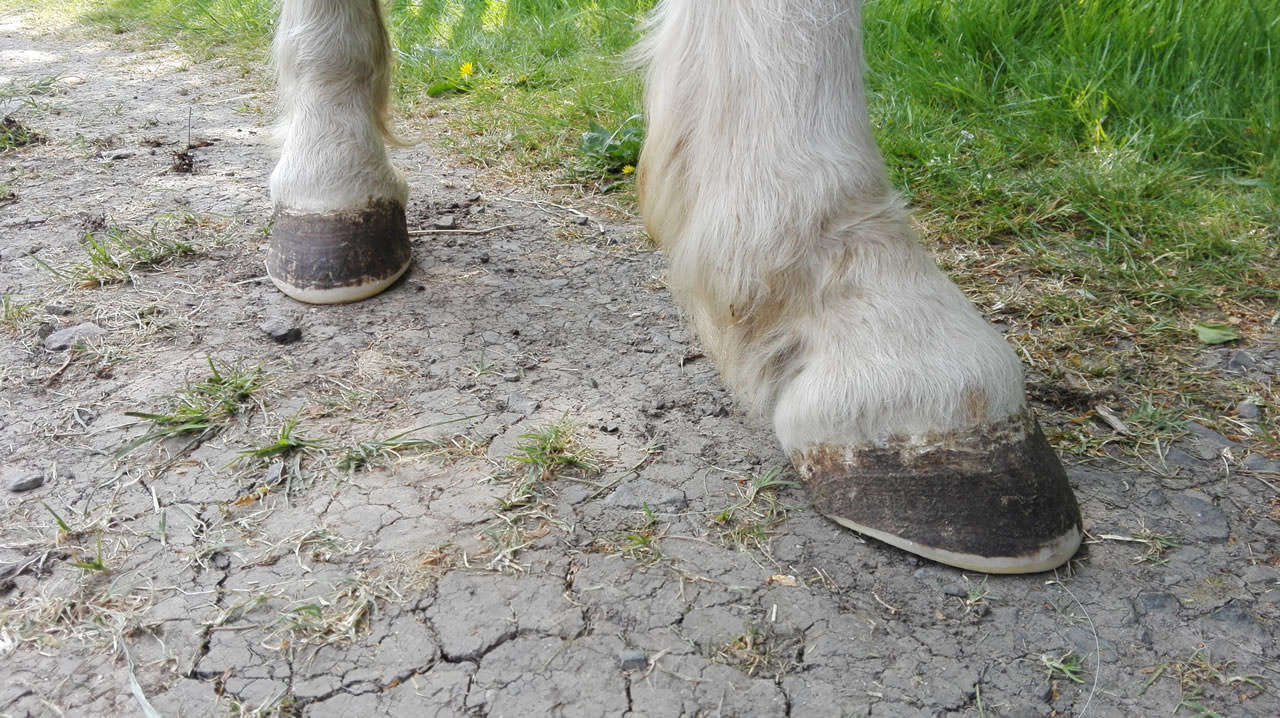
{"left": 638, "top": 0, "right": 1081, "bottom": 573}
{"left": 268, "top": 0, "right": 410, "bottom": 304}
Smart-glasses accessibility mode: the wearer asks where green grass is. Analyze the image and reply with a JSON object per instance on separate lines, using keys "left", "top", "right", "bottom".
{"left": 1042, "top": 651, "right": 1087, "bottom": 684}
{"left": 68, "top": 227, "right": 198, "bottom": 287}
{"left": 30, "top": 0, "right": 1280, "bottom": 460}
{"left": 384, "top": 0, "right": 650, "bottom": 175}
{"left": 1, "top": 116, "right": 45, "bottom": 150}
{"left": 117, "top": 357, "right": 264, "bottom": 457}
{"left": 337, "top": 421, "right": 478, "bottom": 472}
{"left": 711, "top": 467, "right": 796, "bottom": 551}
{"left": 500, "top": 417, "right": 597, "bottom": 508}
{"left": 1, "top": 294, "right": 37, "bottom": 328}
{"left": 860, "top": 0, "right": 1279, "bottom": 458}
{"left": 237, "top": 414, "right": 325, "bottom": 462}
{"left": 30, "top": 224, "right": 199, "bottom": 287}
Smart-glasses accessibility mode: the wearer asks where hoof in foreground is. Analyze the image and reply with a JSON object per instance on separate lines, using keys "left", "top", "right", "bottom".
{"left": 793, "top": 413, "right": 1082, "bottom": 574}
{"left": 266, "top": 201, "right": 411, "bottom": 304}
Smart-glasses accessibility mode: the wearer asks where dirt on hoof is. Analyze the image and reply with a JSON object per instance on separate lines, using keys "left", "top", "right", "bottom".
{"left": 0, "top": 11, "right": 1277, "bottom": 718}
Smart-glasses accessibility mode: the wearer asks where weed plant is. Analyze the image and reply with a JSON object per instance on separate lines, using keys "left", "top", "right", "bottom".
{"left": 118, "top": 357, "right": 263, "bottom": 457}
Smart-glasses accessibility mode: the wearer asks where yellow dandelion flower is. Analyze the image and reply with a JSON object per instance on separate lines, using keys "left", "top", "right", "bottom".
{"left": 621, "top": 164, "right": 635, "bottom": 174}
{"left": 459, "top": 62, "right": 474, "bottom": 80}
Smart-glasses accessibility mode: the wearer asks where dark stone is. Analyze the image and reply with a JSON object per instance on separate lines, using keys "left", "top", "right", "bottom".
{"left": 1206, "top": 600, "right": 1268, "bottom": 642}
{"left": 259, "top": 318, "right": 302, "bottom": 344}
{"left": 7, "top": 472, "right": 45, "bottom": 492}
{"left": 1210, "top": 600, "right": 1259, "bottom": 628}
{"left": 1134, "top": 591, "right": 1180, "bottom": 614}
{"left": 1181, "top": 422, "right": 1239, "bottom": 462}
{"left": 1225, "top": 350, "right": 1256, "bottom": 373}
{"left": 1235, "top": 400, "right": 1261, "bottom": 420}
{"left": 1241, "top": 565, "right": 1277, "bottom": 585}
{"left": 1161, "top": 446, "right": 1205, "bottom": 468}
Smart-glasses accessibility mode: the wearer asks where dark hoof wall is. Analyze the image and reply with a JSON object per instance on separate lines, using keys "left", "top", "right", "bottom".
{"left": 793, "top": 414, "right": 1082, "bottom": 573}
{"left": 267, "top": 201, "right": 411, "bottom": 304}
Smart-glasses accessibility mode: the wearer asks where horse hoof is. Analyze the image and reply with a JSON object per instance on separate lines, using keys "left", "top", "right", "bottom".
{"left": 792, "top": 412, "right": 1082, "bottom": 573}
{"left": 266, "top": 200, "right": 411, "bottom": 304}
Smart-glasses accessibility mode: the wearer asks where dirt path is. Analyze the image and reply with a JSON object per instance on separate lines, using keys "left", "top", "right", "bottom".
{"left": 1, "top": 11, "right": 1277, "bottom": 718}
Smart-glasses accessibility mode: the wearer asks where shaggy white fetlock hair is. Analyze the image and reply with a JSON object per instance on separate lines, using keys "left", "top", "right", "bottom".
{"left": 270, "top": 0, "right": 407, "bottom": 214}
{"left": 636, "top": 0, "right": 1028, "bottom": 453}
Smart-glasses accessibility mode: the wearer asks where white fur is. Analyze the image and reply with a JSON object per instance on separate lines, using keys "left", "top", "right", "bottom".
{"left": 636, "top": 0, "right": 1027, "bottom": 453}
{"left": 270, "top": 0, "right": 407, "bottom": 214}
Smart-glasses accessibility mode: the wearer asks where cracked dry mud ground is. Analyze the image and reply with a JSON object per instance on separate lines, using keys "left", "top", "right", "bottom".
{"left": 2, "top": 12, "right": 1278, "bottom": 718}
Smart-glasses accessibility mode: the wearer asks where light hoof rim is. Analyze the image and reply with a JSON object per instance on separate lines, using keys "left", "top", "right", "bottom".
{"left": 793, "top": 413, "right": 1084, "bottom": 574}
{"left": 266, "top": 200, "right": 411, "bottom": 305}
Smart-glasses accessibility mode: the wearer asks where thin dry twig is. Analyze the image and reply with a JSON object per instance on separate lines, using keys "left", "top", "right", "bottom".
{"left": 407, "top": 223, "right": 516, "bottom": 236}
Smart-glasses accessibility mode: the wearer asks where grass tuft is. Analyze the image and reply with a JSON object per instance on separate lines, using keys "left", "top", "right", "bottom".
{"left": 711, "top": 625, "right": 800, "bottom": 682}
{"left": 238, "top": 414, "right": 326, "bottom": 462}
{"left": 0, "top": 115, "right": 45, "bottom": 150}
{"left": 1042, "top": 651, "right": 1087, "bottom": 684}
{"left": 1, "top": 294, "right": 37, "bottom": 328}
{"left": 500, "top": 416, "right": 598, "bottom": 508}
{"left": 68, "top": 226, "right": 198, "bottom": 287}
{"left": 711, "top": 467, "right": 796, "bottom": 551}
{"left": 118, "top": 357, "right": 263, "bottom": 457}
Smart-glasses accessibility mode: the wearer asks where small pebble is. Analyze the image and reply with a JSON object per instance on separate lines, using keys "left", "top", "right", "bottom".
{"left": 619, "top": 648, "right": 647, "bottom": 671}
{"left": 1135, "top": 591, "right": 1180, "bottom": 614}
{"left": 1225, "top": 350, "right": 1256, "bottom": 373}
{"left": 1235, "top": 400, "right": 1261, "bottom": 420}
{"left": 43, "top": 322, "right": 106, "bottom": 351}
{"left": 7, "top": 472, "right": 45, "bottom": 493}
{"left": 259, "top": 318, "right": 302, "bottom": 344}
{"left": 432, "top": 215, "right": 456, "bottom": 230}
